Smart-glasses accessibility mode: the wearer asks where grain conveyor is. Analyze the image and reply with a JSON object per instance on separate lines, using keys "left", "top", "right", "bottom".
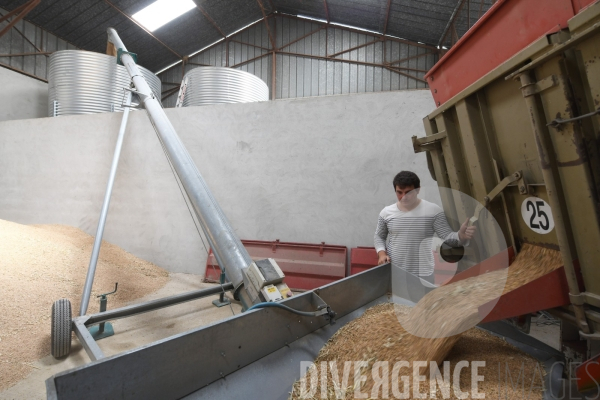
{"left": 46, "top": 5, "right": 600, "bottom": 395}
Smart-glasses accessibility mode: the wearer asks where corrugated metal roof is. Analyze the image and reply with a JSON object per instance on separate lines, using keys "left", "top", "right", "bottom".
{"left": 273, "top": 0, "right": 328, "bottom": 21}
{"left": 0, "top": 0, "right": 493, "bottom": 73}
{"left": 327, "top": 0, "right": 389, "bottom": 32}
{"left": 198, "top": 0, "right": 266, "bottom": 37}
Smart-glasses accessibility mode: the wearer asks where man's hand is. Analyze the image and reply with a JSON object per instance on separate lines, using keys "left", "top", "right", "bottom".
{"left": 377, "top": 251, "right": 390, "bottom": 265}
{"left": 458, "top": 218, "right": 477, "bottom": 242}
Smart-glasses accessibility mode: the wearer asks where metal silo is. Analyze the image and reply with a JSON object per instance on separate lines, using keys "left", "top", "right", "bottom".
{"left": 176, "top": 67, "right": 269, "bottom": 107}
{"left": 48, "top": 50, "right": 161, "bottom": 116}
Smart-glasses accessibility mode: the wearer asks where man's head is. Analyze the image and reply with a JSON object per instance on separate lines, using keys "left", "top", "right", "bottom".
{"left": 393, "top": 171, "right": 420, "bottom": 206}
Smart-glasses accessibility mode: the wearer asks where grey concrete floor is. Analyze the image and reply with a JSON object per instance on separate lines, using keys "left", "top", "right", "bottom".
{"left": 0, "top": 273, "right": 241, "bottom": 400}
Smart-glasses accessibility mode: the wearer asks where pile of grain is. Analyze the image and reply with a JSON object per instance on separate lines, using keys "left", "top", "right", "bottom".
{"left": 0, "top": 219, "right": 169, "bottom": 391}
{"left": 290, "top": 244, "right": 561, "bottom": 399}
{"left": 290, "top": 304, "right": 544, "bottom": 399}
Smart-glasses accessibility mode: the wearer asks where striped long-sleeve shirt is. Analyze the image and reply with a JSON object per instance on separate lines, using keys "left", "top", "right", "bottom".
{"left": 374, "top": 199, "right": 462, "bottom": 276}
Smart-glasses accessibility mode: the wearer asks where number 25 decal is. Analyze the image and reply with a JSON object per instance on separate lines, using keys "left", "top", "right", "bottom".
{"left": 521, "top": 197, "right": 555, "bottom": 234}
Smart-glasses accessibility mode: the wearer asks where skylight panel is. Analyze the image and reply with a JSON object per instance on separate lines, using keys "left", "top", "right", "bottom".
{"left": 133, "top": 0, "right": 196, "bottom": 32}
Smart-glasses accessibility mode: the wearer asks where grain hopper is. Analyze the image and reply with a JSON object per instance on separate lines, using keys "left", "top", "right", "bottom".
{"left": 412, "top": 0, "right": 600, "bottom": 393}
{"left": 45, "top": 1, "right": 600, "bottom": 397}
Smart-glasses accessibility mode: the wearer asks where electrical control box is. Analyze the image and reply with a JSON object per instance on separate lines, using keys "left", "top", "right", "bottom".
{"left": 246, "top": 258, "right": 284, "bottom": 291}
{"left": 261, "top": 284, "right": 283, "bottom": 302}
{"left": 245, "top": 258, "right": 291, "bottom": 302}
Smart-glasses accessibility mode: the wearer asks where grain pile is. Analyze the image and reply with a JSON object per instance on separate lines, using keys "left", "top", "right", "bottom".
{"left": 290, "top": 244, "right": 561, "bottom": 399}
{"left": 0, "top": 219, "right": 169, "bottom": 391}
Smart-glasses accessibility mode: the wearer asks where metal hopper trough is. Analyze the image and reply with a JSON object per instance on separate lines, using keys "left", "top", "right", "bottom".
{"left": 46, "top": 261, "right": 585, "bottom": 400}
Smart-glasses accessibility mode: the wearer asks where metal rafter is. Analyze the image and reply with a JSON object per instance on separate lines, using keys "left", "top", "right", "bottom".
{"left": 104, "top": 0, "right": 182, "bottom": 59}
{"left": 160, "top": 13, "right": 437, "bottom": 98}
{"left": 384, "top": 66, "right": 427, "bottom": 84}
{"left": 438, "top": 0, "right": 467, "bottom": 47}
{"left": 161, "top": 86, "right": 180, "bottom": 101}
{"left": 230, "top": 51, "right": 271, "bottom": 69}
{"left": 467, "top": 0, "right": 470, "bottom": 29}
{"left": 230, "top": 39, "right": 271, "bottom": 52}
{"left": 256, "top": 0, "right": 277, "bottom": 100}
{"left": 452, "top": 23, "right": 459, "bottom": 45}
{"left": 323, "top": 0, "right": 330, "bottom": 23}
{"left": 0, "top": 51, "right": 51, "bottom": 56}
{"left": 0, "top": 9, "right": 44, "bottom": 54}
{"left": 329, "top": 38, "right": 380, "bottom": 58}
{"left": 0, "top": 0, "right": 40, "bottom": 39}
{"left": 278, "top": 25, "right": 325, "bottom": 51}
{"left": 159, "top": 11, "right": 437, "bottom": 81}
{"left": 157, "top": 17, "right": 269, "bottom": 78}
{"left": 279, "top": 13, "right": 437, "bottom": 52}
{"left": 382, "top": 0, "right": 392, "bottom": 36}
{"left": 387, "top": 51, "right": 434, "bottom": 66}
{"left": 271, "top": 16, "right": 276, "bottom": 100}
{"left": 256, "top": 0, "right": 276, "bottom": 50}
{"left": 194, "top": 3, "right": 226, "bottom": 39}
{"left": 186, "top": 61, "right": 213, "bottom": 67}
{"left": 478, "top": 0, "right": 485, "bottom": 18}
{"left": 277, "top": 51, "right": 428, "bottom": 83}
{"left": 0, "top": 0, "right": 36, "bottom": 24}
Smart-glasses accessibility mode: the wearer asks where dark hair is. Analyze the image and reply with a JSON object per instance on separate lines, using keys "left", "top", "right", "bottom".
{"left": 393, "top": 171, "right": 420, "bottom": 189}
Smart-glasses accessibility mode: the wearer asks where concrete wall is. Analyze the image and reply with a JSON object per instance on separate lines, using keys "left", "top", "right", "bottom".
{"left": 0, "top": 67, "right": 48, "bottom": 122}
{"left": 0, "top": 89, "right": 438, "bottom": 275}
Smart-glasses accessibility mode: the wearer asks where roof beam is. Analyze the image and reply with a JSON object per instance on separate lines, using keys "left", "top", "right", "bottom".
{"left": 161, "top": 86, "right": 180, "bottom": 101}
{"left": 156, "top": 17, "right": 269, "bottom": 75}
{"left": 382, "top": 0, "right": 392, "bottom": 36}
{"left": 0, "top": 0, "right": 38, "bottom": 24}
{"left": 256, "top": 0, "right": 276, "bottom": 49}
{"left": 329, "top": 38, "right": 379, "bottom": 58}
{"left": 104, "top": 0, "right": 183, "bottom": 59}
{"left": 277, "top": 50, "right": 428, "bottom": 83}
{"left": 230, "top": 38, "right": 271, "bottom": 52}
{"left": 278, "top": 13, "right": 438, "bottom": 52}
{"left": 194, "top": 3, "right": 226, "bottom": 39}
{"left": 0, "top": 51, "right": 51, "bottom": 57}
{"left": 0, "top": 9, "right": 45, "bottom": 53}
{"left": 0, "top": 0, "right": 40, "bottom": 39}
{"left": 230, "top": 51, "right": 271, "bottom": 69}
{"left": 438, "top": 0, "right": 466, "bottom": 47}
{"left": 467, "top": 0, "right": 470, "bottom": 29}
{"left": 278, "top": 25, "right": 324, "bottom": 52}
{"left": 387, "top": 50, "right": 434, "bottom": 66}
{"left": 323, "top": 0, "right": 330, "bottom": 24}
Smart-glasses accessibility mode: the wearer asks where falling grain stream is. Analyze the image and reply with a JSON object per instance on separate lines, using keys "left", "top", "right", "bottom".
{"left": 290, "top": 244, "right": 562, "bottom": 399}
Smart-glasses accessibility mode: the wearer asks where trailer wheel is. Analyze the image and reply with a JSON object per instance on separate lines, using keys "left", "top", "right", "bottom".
{"left": 51, "top": 299, "right": 72, "bottom": 358}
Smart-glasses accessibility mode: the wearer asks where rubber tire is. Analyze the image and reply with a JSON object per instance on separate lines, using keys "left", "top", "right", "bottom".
{"left": 51, "top": 299, "right": 72, "bottom": 358}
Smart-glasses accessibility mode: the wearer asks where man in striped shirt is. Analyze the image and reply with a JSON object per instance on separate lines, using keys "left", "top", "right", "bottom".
{"left": 374, "top": 171, "right": 476, "bottom": 285}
